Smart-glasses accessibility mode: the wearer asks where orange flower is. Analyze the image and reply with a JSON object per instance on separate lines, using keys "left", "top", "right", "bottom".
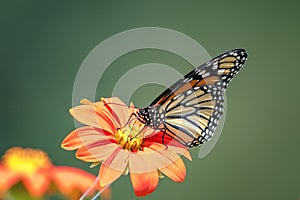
{"left": 62, "top": 97, "right": 191, "bottom": 196}
{"left": 51, "top": 166, "right": 111, "bottom": 200}
{"left": 0, "top": 147, "right": 110, "bottom": 199}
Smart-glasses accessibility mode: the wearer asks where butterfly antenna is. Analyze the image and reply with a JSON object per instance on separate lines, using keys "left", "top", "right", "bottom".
{"left": 103, "top": 102, "right": 138, "bottom": 109}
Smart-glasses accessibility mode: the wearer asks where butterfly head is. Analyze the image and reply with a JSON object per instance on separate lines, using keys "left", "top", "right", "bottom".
{"left": 137, "top": 106, "right": 165, "bottom": 129}
{"left": 136, "top": 107, "right": 149, "bottom": 124}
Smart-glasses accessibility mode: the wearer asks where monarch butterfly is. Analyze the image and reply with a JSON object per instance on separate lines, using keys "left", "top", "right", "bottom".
{"left": 135, "top": 49, "right": 247, "bottom": 147}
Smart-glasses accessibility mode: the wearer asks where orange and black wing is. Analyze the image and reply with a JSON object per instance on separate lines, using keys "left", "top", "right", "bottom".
{"left": 151, "top": 49, "right": 247, "bottom": 147}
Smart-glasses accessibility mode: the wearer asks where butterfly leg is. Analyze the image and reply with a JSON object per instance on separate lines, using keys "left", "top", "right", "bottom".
{"left": 160, "top": 127, "right": 169, "bottom": 149}
{"left": 122, "top": 113, "right": 138, "bottom": 142}
{"left": 124, "top": 113, "right": 137, "bottom": 127}
{"left": 123, "top": 113, "right": 148, "bottom": 140}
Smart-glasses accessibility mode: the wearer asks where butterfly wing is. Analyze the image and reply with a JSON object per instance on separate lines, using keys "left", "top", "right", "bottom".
{"left": 151, "top": 49, "right": 247, "bottom": 147}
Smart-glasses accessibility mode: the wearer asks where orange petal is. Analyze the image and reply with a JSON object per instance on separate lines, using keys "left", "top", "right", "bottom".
{"left": 0, "top": 165, "right": 19, "bottom": 193}
{"left": 144, "top": 131, "right": 185, "bottom": 148}
{"left": 99, "top": 147, "right": 129, "bottom": 186}
{"left": 69, "top": 105, "right": 99, "bottom": 126}
{"left": 130, "top": 171, "right": 159, "bottom": 196}
{"left": 143, "top": 132, "right": 192, "bottom": 161}
{"left": 129, "top": 102, "right": 137, "bottom": 114}
{"left": 181, "top": 149, "right": 192, "bottom": 161}
{"left": 141, "top": 140, "right": 187, "bottom": 181}
{"left": 76, "top": 142, "right": 118, "bottom": 162}
{"left": 101, "top": 97, "right": 130, "bottom": 126}
{"left": 22, "top": 170, "right": 50, "bottom": 197}
{"left": 128, "top": 146, "right": 181, "bottom": 173}
{"left": 52, "top": 166, "right": 97, "bottom": 195}
{"left": 94, "top": 100, "right": 120, "bottom": 128}
{"left": 61, "top": 126, "right": 116, "bottom": 150}
{"left": 80, "top": 98, "right": 93, "bottom": 105}
{"left": 61, "top": 129, "right": 83, "bottom": 150}
{"left": 70, "top": 104, "right": 116, "bottom": 131}
{"left": 128, "top": 151, "right": 153, "bottom": 173}
{"left": 145, "top": 143, "right": 181, "bottom": 163}
{"left": 166, "top": 146, "right": 192, "bottom": 161}
{"left": 159, "top": 158, "right": 186, "bottom": 182}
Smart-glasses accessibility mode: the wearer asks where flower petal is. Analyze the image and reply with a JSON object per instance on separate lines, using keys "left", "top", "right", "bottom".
{"left": 52, "top": 166, "right": 97, "bottom": 195}
{"left": 144, "top": 143, "right": 182, "bottom": 164}
{"left": 80, "top": 98, "right": 94, "bottom": 105}
{"left": 52, "top": 166, "right": 112, "bottom": 199}
{"left": 144, "top": 131, "right": 184, "bottom": 148}
{"left": 128, "top": 145, "right": 180, "bottom": 173}
{"left": 130, "top": 171, "right": 159, "bottom": 196}
{"left": 0, "top": 165, "right": 19, "bottom": 193}
{"left": 159, "top": 158, "right": 186, "bottom": 182}
{"left": 128, "top": 150, "right": 154, "bottom": 173}
{"left": 101, "top": 97, "right": 130, "bottom": 126}
{"left": 129, "top": 102, "right": 136, "bottom": 114}
{"left": 22, "top": 170, "right": 50, "bottom": 197}
{"left": 99, "top": 147, "right": 129, "bottom": 186}
{"left": 180, "top": 149, "right": 192, "bottom": 161}
{"left": 129, "top": 141, "right": 187, "bottom": 182}
{"left": 61, "top": 126, "right": 116, "bottom": 150}
{"left": 70, "top": 104, "right": 116, "bottom": 131}
{"left": 144, "top": 132, "right": 192, "bottom": 160}
{"left": 76, "top": 142, "right": 118, "bottom": 163}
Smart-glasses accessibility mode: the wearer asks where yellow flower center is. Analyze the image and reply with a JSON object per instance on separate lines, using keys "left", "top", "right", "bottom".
{"left": 2, "top": 147, "right": 52, "bottom": 175}
{"left": 114, "top": 116, "right": 145, "bottom": 151}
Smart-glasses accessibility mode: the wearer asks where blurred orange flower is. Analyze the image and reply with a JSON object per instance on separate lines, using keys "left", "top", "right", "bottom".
{"left": 62, "top": 97, "right": 191, "bottom": 196}
{"left": 0, "top": 147, "right": 111, "bottom": 199}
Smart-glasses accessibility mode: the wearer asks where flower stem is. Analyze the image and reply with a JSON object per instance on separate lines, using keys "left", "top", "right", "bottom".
{"left": 79, "top": 176, "right": 99, "bottom": 200}
{"left": 91, "top": 184, "right": 110, "bottom": 200}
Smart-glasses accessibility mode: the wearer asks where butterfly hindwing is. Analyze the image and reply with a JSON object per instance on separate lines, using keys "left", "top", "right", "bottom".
{"left": 158, "top": 83, "right": 224, "bottom": 147}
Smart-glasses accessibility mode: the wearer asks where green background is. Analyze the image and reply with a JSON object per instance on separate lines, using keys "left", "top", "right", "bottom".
{"left": 1, "top": 1, "right": 299, "bottom": 200}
